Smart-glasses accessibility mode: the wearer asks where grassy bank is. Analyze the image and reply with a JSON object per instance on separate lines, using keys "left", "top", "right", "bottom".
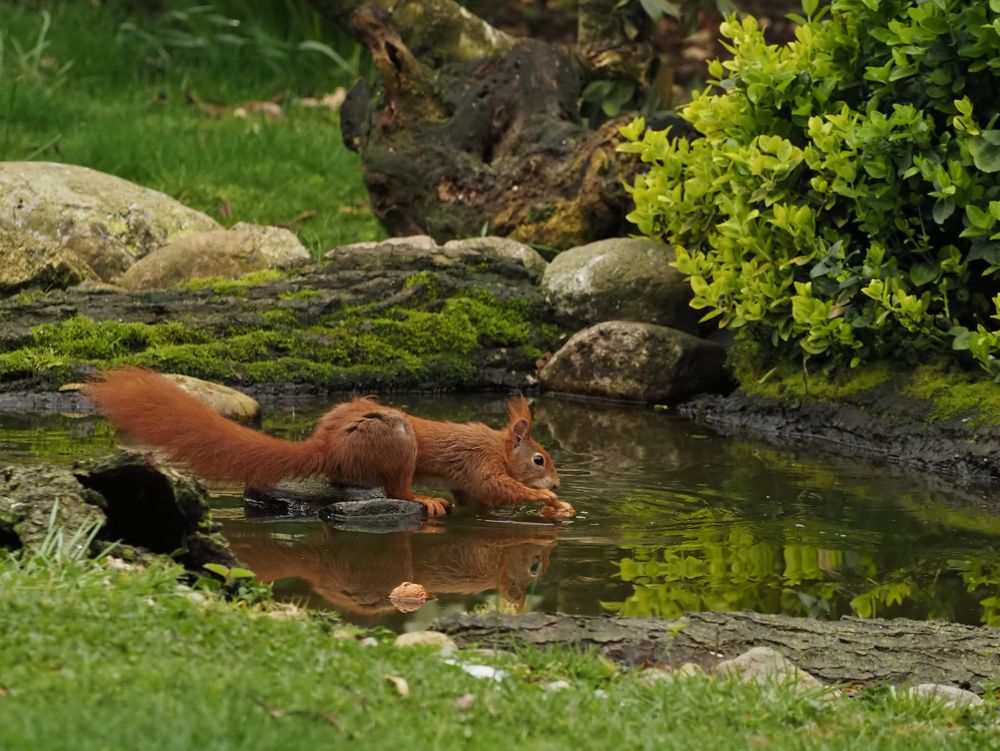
{"left": 0, "top": 2, "right": 382, "bottom": 253}
{"left": 0, "top": 547, "right": 997, "bottom": 751}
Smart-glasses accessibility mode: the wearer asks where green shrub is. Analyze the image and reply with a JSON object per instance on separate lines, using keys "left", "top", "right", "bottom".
{"left": 621, "top": 0, "right": 1000, "bottom": 379}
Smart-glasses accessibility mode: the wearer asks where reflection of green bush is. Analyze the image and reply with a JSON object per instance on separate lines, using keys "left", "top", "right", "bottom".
{"left": 605, "top": 532, "right": 854, "bottom": 619}
{"left": 608, "top": 532, "right": 1000, "bottom": 624}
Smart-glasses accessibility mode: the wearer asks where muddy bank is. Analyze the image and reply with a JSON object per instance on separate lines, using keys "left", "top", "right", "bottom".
{"left": 679, "top": 386, "right": 1000, "bottom": 489}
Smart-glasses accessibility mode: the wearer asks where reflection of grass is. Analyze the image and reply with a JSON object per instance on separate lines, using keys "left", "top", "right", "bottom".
{"left": 0, "top": 4, "right": 382, "bottom": 254}
{"left": 3, "top": 551, "right": 998, "bottom": 749}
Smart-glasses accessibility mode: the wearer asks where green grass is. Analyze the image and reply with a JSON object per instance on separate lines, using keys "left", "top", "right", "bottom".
{"left": 0, "top": 549, "right": 997, "bottom": 751}
{"left": 0, "top": 1, "right": 383, "bottom": 254}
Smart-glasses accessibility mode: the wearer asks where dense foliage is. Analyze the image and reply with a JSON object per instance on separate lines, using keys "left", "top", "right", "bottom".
{"left": 622, "top": 0, "right": 1000, "bottom": 379}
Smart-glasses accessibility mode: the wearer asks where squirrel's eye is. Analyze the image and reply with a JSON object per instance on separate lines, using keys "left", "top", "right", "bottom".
{"left": 532, "top": 453, "right": 545, "bottom": 466}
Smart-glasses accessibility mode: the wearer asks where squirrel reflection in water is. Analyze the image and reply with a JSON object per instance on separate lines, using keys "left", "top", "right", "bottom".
{"left": 226, "top": 520, "right": 560, "bottom": 620}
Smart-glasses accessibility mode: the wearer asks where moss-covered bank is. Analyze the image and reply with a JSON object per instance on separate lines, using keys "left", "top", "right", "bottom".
{"left": 0, "top": 249, "right": 565, "bottom": 395}
{"left": 681, "top": 347, "right": 1000, "bottom": 487}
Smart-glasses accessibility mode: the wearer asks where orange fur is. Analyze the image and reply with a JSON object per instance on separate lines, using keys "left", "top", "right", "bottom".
{"left": 84, "top": 367, "right": 567, "bottom": 517}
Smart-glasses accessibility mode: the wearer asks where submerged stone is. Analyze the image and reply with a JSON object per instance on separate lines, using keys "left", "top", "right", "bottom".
{"left": 243, "top": 479, "right": 386, "bottom": 517}
{"left": 318, "top": 498, "right": 425, "bottom": 533}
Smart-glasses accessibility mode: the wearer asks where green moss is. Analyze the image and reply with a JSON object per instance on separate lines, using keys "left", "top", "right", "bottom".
{"left": 183, "top": 269, "right": 288, "bottom": 295}
{"left": 731, "top": 341, "right": 893, "bottom": 402}
{"left": 902, "top": 363, "right": 1000, "bottom": 426}
{"left": 401, "top": 272, "right": 442, "bottom": 300}
{"left": 261, "top": 309, "right": 300, "bottom": 327}
{"left": 0, "top": 284, "right": 559, "bottom": 390}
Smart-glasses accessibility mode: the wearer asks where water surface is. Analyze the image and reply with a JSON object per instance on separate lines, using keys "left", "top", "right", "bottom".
{"left": 3, "top": 394, "right": 999, "bottom": 631}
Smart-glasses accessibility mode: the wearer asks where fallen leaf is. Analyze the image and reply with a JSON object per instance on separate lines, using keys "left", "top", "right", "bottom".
{"left": 385, "top": 675, "right": 410, "bottom": 697}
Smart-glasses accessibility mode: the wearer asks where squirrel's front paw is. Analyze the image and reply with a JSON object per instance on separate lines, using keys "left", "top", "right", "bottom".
{"left": 540, "top": 499, "right": 576, "bottom": 520}
{"left": 413, "top": 495, "right": 452, "bottom": 517}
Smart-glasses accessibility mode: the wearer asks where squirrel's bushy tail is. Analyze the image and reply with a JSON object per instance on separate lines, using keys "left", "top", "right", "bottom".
{"left": 85, "top": 367, "right": 321, "bottom": 487}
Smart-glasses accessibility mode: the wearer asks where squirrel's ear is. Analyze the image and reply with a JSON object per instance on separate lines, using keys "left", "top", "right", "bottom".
{"left": 511, "top": 418, "right": 530, "bottom": 443}
{"left": 506, "top": 396, "right": 532, "bottom": 443}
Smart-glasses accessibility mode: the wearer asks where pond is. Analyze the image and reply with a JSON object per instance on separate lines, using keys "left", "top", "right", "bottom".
{"left": 2, "top": 394, "right": 999, "bottom": 631}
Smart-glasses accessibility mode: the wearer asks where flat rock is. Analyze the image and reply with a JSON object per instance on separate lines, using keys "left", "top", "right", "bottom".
{"left": 442, "top": 236, "right": 548, "bottom": 281}
{"left": 0, "top": 161, "right": 218, "bottom": 281}
{"left": 540, "top": 320, "right": 730, "bottom": 403}
{"left": 118, "top": 222, "right": 309, "bottom": 290}
{"left": 243, "top": 479, "right": 385, "bottom": 517}
{"left": 325, "top": 234, "right": 545, "bottom": 281}
{"left": 541, "top": 238, "right": 699, "bottom": 332}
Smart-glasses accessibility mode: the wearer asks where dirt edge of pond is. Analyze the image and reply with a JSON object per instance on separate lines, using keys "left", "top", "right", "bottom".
{"left": 677, "top": 384, "right": 1000, "bottom": 491}
{"left": 433, "top": 610, "right": 1000, "bottom": 687}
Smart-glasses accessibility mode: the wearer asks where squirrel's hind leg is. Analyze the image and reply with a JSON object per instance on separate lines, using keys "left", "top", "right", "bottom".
{"left": 321, "top": 405, "right": 451, "bottom": 517}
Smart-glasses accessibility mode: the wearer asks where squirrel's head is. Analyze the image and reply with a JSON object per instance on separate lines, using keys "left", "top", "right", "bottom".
{"left": 504, "top": 396, "right": 559, "bottom": 491}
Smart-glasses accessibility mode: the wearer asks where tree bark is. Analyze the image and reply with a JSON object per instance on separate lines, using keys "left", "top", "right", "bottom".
{"left": 433, "top": 611, "right": 1000, "bottom": 686}
{"left": 338, "top": 4, "right": 636, "bottom": 247}
{"left": 310, "top": 0, "right": 514, "bottom": 63}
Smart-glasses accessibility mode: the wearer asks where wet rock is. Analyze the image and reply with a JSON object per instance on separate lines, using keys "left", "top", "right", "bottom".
{"left": 0, "top": 161, "right": 218, "bottom": 281}
{"left": 540, "top": 320, "right": 730, "bottom": 403}
{"left": 0, "top": 464, "right": 105, "bottom": 553}
{"left": 0, "top": 452, "right": 237, "bottom": 569}
{"left": 77, "top": 451, "right": 238, "bottom": 569}
{"left": 540, "top": 238, "right": 699, "bottom": 332}
{"left": 318, "top": 498, "right": 425, "bottom": 532}
{"left": 117, "top": 222, "right": 310, "bottom": 290}
{"left": 0, "top": 226, "right": 97, "bottom": 294}
{"left": 242, "top": 479, "right": 385, "bottom": 517}
{"left": 394, "top": 630, "right": 456, "bottom": 654}
{"left": 907, "top": 683, "right": 984, "bottom": 708}
{"left": 714, "top": 647, "right": 823, "bottom": 692}
{"left": 162, "top": 373, "right": 261, "bottom": 422}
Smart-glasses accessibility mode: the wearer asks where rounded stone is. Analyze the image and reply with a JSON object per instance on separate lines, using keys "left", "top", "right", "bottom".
{"left": 163, "top": 374, "right": 261, "bottom": 421}
{"left": 0, "top": 161, "right": 219, "bottom": 281}
{"left": 540, "top": 237, "right": 699, "bottom": 332}
{"left": 117, "top": 223, "right": 309, "bottom": 290}
{"left": 539, "top": 320, "right": 730, "bottom": 403}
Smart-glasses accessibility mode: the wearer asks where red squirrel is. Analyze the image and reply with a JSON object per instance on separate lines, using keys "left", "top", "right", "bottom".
{"left": 84, "top": 367, "right": 574, "bottom": 518}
